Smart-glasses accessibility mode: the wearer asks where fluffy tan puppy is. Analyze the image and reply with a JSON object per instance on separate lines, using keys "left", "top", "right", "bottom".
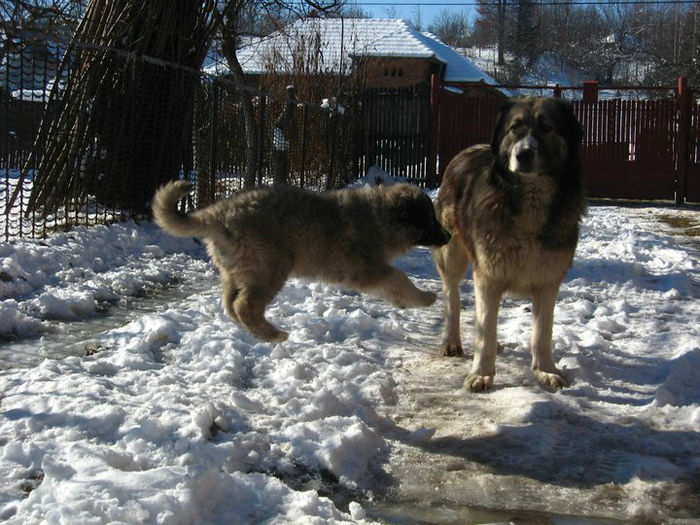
{"left": 153, "top": 181, "right": 450, "bottom": 342}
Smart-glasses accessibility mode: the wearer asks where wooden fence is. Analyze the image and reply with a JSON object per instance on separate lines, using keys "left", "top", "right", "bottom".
{"left": 689, "top": 102, "right": 700, "bottom": 201}
{"left": 0, "top": 33, "right": 359, "bottom": 240}
{"left": 576, "top": 98, "right": 677, "bottom": 200}
{"left": 360, "top": 85, "right": 431, "bottom": 184}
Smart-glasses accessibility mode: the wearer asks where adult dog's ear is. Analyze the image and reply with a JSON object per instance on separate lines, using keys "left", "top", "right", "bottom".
{"left": 490, "top": 99, "right": 515, "bottom": 156}
{"left": 557, "top": 98, "right": 584, "bottom": 147}
{"left": 570, "top": 111, "right": 584, "bottom": 147}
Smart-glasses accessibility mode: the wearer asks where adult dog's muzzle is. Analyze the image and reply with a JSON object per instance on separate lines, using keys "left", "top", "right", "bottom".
{"left": 509, "top": 134, "right": 541, "bottom": 174}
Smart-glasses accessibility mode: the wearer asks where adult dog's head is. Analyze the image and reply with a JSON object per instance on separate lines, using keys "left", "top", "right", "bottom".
{"left": 490, "top": 97, "right": 583, "bottom": 176}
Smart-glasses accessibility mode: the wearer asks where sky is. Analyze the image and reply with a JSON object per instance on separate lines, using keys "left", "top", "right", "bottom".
{"left": 348, "top": 1, "right": 477, "bottom": 30}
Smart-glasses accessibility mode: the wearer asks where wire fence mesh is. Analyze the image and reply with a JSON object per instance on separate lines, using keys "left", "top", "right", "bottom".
{"left": 1, "top": 29, "right": 363, "bottom": 241}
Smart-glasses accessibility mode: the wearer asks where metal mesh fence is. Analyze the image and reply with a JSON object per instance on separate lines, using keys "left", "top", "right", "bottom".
{"left": 1, "top": 31, "right": 362, "bottom": 241}
{"left": 191, "top": 78, "right": 362, "bottom": 205}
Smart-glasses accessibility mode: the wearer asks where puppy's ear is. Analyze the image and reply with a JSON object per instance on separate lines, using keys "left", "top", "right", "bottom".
{"left": 395, "top": 192, "right": 430, "bottom": 227}
{"left": 490, "top": 100, "right": 515, "bottom": 155}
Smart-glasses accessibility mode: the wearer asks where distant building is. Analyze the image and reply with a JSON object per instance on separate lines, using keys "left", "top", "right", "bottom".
{"left": 0, "top": 36, "right": 62, "bottom": 98}
{"left": 207, "top": 18, "right": 507, "bottom": 96}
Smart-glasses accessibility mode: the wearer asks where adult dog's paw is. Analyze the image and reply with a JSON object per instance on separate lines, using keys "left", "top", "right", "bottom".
{"left": 440, "top": 341, "right": 464, "bottom": 357}
{"left": 465, "top": 374, "right": 494, "bottom": 392}
{"left": 533, "top": 369, "right": 567, "bottom": 389}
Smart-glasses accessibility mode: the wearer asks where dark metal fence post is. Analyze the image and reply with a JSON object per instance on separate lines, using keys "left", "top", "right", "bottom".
{"left": 272, "top": 85, "right": 296, "bottom": 186}
{"left": 3, "top": 33, "right": 10, "bottom": 242}
{"left": 299, "top": 104, "right": 308, "bottom": 188}
{"left": 257, "top": 95, "right": 266, "bottom": 185}
{"left": 325, "top": 107, "right": 338, "bottom": 190}
{"left": 354, "top": 100, "right": 364, "bottom": 181}
{"left": 676, "top": 77, "right": 691, "bottom": 205}
{"left": 427, "top": 73, "right": 441, "bottom": 187}
{"left": 207, "top": 80, "right": 219, "bottom": 205}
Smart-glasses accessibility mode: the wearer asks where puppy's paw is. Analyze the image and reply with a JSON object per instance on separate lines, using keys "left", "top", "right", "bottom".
{"left": 252, "top": 326, "right": 289, "bottom": 343}
{"left": 533, "top": 369, "right": 567, "bottom": 389}
{"left": 395, "top": 290, "right": 437, "bottom": 308}
{"left": 440, "top": 341, "right": 464, "bottom": 357}
{"left": 465, "top": 374, "right": 494, "bottom": 392}
{"left": 416, "top": 290, "right": 437, "bottom": 307}
{"left": 269, "top": 330, "right": 289, "bottom": 343}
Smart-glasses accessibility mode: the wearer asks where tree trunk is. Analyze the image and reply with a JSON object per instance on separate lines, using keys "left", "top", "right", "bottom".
{"left": 24, "top": 0, "right": 218, "bottom": 215}
{"left": 220, "top": 1, "right": 259, "bottom": 188}
{"left": 227, "top": 51, "right": 259, "bottom": 188}
{"left": 497, "top": 1, "right": 507, "bottom": 66}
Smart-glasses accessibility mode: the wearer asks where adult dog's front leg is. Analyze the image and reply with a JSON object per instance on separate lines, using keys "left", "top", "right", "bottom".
{"left": 465, "top": 271, "right": 502, "bottom": 391}
{"left": 433, "top": 238, "right": 470, "bottom": 356}
{"left": 531, "top": 286, "right": 567, "bottom": 388}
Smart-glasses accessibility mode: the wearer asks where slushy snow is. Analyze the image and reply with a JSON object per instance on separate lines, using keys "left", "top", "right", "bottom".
{"left": 0, "top": 195, "right": 698, "bottom": 523}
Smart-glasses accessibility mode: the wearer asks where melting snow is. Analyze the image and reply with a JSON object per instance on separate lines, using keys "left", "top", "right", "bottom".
{"left": 0, "top": 201, "right": 698, "bottom": 523}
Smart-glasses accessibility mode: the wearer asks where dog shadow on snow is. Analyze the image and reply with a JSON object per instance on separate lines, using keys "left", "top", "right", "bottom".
{"left": 407, "top": 398, "right": 699, "bottom": 490}
{"left": 567, "top": 256, "right": 698, "bottom": 293}
{"left": 392, "top": 327, "right": 700, "bottom": 493}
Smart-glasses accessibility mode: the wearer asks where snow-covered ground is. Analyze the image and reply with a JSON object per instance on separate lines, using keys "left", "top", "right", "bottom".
{"left": 0, "top": 196, "right": 698, "bottom": 523}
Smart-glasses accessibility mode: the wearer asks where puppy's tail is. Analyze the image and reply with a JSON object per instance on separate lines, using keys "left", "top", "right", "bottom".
{"left": 152, "top": 180, "right": 206, "bottom": 237}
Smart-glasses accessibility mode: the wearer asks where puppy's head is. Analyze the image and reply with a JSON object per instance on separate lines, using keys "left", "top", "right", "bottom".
{"left": 388, "top": 184, "right": 450, "bottom": 247}
{"left": 491, "top": 97, "right": 583, "bottom": 176}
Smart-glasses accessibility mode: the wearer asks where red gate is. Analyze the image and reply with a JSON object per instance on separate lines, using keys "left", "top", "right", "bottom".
{"left": 574, "top": 99, "right": 677, "bottom": 200}
{"left": 435, "top": 91, "right": 501, "bottom": 180}
{"left": 686, "top": 98, "right": 700, "bottom": 202}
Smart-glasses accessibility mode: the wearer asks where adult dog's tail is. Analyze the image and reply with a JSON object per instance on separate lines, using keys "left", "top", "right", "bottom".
{"left": 152, "top": 181, "right": 206, "bottom": 237}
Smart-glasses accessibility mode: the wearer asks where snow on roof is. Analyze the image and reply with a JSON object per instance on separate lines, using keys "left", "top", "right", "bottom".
{"left": 415, "top": 31, "right": 499, "bottom": 85}
{"left": 212, "top": 18, "right": 500, "bottom": 87}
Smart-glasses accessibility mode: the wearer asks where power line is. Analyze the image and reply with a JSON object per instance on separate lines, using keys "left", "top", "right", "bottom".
{"left": 353, "top": 0, "right": 699, "bottom": 5}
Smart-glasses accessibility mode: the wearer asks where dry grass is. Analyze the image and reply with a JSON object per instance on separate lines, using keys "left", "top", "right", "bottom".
{"left": 657, "top": 214, "right": 700, "bottom": 237}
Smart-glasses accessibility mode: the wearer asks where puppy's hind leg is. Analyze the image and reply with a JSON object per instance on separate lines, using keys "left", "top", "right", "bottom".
{"left": 234, "top": 283, "right": 289, "bottom": 343}
{"left": 221, "top": 276, "right": 241, "bottom": 324}
{"left": 228, "top": 243, "right": 292, "bottom": 343}
{"left": 433, "top": 237, "right": 470, "bottom": 357}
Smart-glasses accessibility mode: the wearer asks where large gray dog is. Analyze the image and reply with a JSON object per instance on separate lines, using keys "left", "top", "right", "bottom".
{"left": 433, "top": 97, "right": 586, "bottom": 391}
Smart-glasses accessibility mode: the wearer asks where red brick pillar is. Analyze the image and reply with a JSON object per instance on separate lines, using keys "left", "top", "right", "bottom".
{"left": 582, "top": 81, "right": 598, "bottom": 104}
